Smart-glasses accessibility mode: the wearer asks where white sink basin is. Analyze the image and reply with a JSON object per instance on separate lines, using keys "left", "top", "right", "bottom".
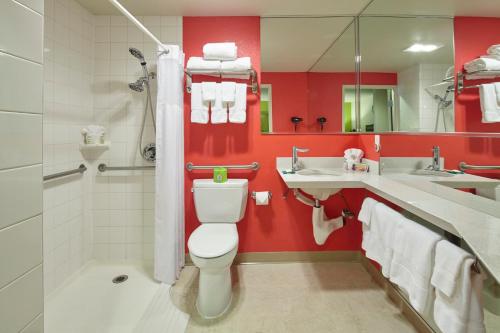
{"left": 300, "top": 188, "right": 341, "bottom": 200}
{"left": 296, "top": 168, "right": 341, "bottom": 176}
{"left": 412, "top": 169, "right": 454, "bottom": 177}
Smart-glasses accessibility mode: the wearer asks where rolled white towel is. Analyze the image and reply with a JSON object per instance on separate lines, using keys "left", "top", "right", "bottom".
{"left": 187, "top": 57, "right": 221, "bottom": 71}
{"left": 464, "top": 58, "right": 500, "bottom": 73}
{"left": 487, "top": 44, "right": 500, "bottom": 56}
{"left": 190, "top": 83, "right": 208, "bottom": 124}
{"left": 203, "top": 42, "right": 237, "bottom": 61}
{"left": 210, "top": 84, "right": 227, "bottom": 124}
{"left": 228, "top": 83, "right": 247, "bottom": 123}
{"left": 479, "top": 84, "right": 500, "bottom": 123}
{"left": 481, "top": 54, "right": 500, "bottom": 61}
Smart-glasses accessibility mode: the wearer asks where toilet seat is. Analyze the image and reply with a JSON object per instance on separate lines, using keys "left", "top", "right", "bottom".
{"left": 188, "top": 224, "right": 238, "bottom": 259}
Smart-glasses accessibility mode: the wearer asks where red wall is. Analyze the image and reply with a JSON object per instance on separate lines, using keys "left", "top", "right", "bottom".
{"left": 262, "top": 72, "right": 397, "bottom": 133}
{"left": 183, "top": 17, "right": 366, "bottom": 253}
{"left": 454, "top": 17, "right": 500, "bottom": 133}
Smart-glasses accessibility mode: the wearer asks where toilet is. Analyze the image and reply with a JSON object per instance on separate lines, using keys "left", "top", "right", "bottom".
{"left": 188, "top": 179, "right": 248, "bottom": 318}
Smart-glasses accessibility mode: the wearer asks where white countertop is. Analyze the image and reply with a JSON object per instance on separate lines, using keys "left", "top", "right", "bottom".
{"left": 276, "top": 157, "right": 500, "bottom": 283}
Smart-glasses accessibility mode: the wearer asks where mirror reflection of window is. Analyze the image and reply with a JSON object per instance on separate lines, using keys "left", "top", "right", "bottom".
{"left": 260, "top": 85, "right": 272, "bottom": 133}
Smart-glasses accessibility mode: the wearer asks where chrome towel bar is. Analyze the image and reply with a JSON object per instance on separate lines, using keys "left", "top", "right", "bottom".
{"left": 98, "top": 163, "right": 155, "bottom": 172}
{"left": 43, "top": 164, "right": 87, "bottom": 181}
{"left": 459, "top": 162, "right": 500, "bottom": 171}
{"left": 186, "top": 162, "right": 260, "bottom": 172}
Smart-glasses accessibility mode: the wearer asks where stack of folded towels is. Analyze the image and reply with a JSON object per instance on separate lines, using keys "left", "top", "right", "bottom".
{"left": 358, "top": 198, "right": 486, "bottom": 333}
{"left": 187, "top": 42, "right": 251, "bottom": 124}
{"left": 463, "top": 44, "right": 500, "bottom": 123}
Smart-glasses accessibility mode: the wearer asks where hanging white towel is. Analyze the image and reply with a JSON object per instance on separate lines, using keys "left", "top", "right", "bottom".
{"left": 186, "top": 57, "right": 221, "bottom": 71}
{"left": 479, "top": 84, "right": 500, "bottom": 123}
{"left": 431, "top": 240, "right": 474, "bottom": 298}
{"left": 389, "top": 219, "right": 442, "bottom": 314}
{"left": 221, "top": 82, "right": 236, "bottom": 104}
{"left": 358, "top": 198, "right": 379, "bottom": 251}
{"left": 464, "top": 58, "right": 500, "bottom": 72}
{"left": 495, "top": 82, "right": 500, "bottom": 105}
{"left": 228, "top": 83, "right": 247, "bottom": 123}
{"left": 190, "top": 83, "right": 208, "bottom": 124}
{"left": 433, "top": 258, "right": 486, "bottom": 333}
{"left": 487, "top": 44, "right": 500, "bottom": 56}
{"left": 364, "top": 203, "right": 403, "bottom": 278}
{"left": 221, "top": 57, "right": 252, "bottom": 79}
{"left": 210, "top": 84, "right": 227, "bottom": 124}
{"left": 201, "top": 82, "right": 217, "bottom": 103}
{"left": 203, "top": 42, "right": 237, "bottom": 61}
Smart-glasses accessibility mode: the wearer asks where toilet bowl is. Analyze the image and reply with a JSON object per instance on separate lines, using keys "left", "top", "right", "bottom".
{"left": 188, "top": 179, "right": 248, "bottom": 318}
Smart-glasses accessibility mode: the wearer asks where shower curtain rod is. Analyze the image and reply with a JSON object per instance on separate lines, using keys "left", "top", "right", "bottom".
{"left": 108, "top": 0, "right": 169, "bottom": 54}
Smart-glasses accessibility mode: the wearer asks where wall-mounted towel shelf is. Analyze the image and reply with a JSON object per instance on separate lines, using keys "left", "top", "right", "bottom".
{"left": 186, "top": 162, "right": 260, "bottom": 172}
{"left": 457, "top": 70, "right": 500, "bottom": 94}
{"left": 185, "top": 68, "right": 258, "bottom": 94}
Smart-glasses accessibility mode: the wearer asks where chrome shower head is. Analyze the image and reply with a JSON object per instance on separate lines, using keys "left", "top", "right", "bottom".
{"left": 129, "top": 47, "right": 146, "bottom": 65}
{"left": 128, "top": 78, "right": 145, "bottom": 92}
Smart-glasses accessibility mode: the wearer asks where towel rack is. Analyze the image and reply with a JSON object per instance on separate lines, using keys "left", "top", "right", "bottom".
{"left": 457, "top": 70, "right": 500, "bottom": 94}
{"left": 98, "top": 163, "right": 155, "bottom": 172}
{"left": 186, "top": 162, "right": 260, "bottom": 172}
{"left": 185, "top": 68, "right": 258, "bottom": 94}
{"left": 43, "top": 164, "right": 87, "bottom": 181}
{"left": 459, "top": 161, "right": 500, "bottom": 171}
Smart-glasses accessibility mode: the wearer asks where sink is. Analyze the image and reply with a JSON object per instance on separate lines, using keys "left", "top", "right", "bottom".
{"left": 412, "top": 169, "right": 454, "bottom": 177}
{"left": 300, "top": 188, "right": 341, "bottom": 200}
{"left": 296, "top": 168, "right": 341, "bottom": 176}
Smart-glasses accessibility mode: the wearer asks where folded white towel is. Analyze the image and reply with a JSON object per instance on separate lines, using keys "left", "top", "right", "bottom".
{"left": 495, "top": 82, "right": 500, "bottom": 106}
{"left": 210, "top": 84, "right": 227, "bottom": 124}
{"left": 464, "top": 58, "right": 500, "bottom": 72}
{"left": 201, "top": 82, "right": 217, "bottom": 103}
{"left": 389, "top": 219, "right": 442, "bottom": 314}
{"left": 479, "top": 84, "right": 500, "bottom": 123}
{"left": 186, "top": 57, "right": 221, "bottom": 71}
{"left": 221, "top": 57, "right": 252, "bottom": 79}
{"left": 431, "top": 240, "right": 473, "bottom": 298}
{"left": 481, "top": 54, "right": 500, "bottom": 61}
{"left": 487, "top": 44, "right": 500, "bottom": 56}
{"left": 203, "top": 42, "right": 237, "bottom": 61}
{"left": 433, "top": 258, "right": 486, "bottom": 333}
{"left": 364, "top": 203, "right": 402, "bottom": 278}
{"left": 228, "top": 83, "right": 247, "bottom": 123}
{"left": 358, "top": 198, "right": 379, "bottom": 252}
{"left": 221, "top": 82, "right": 236, "bottom": 104}
{"left": 190, "top": 83, "right": 208, "bottom": 124}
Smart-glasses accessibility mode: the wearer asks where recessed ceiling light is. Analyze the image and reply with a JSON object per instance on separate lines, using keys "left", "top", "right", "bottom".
{"left": 403, "top": 43, "right": 443, "bottom": 53}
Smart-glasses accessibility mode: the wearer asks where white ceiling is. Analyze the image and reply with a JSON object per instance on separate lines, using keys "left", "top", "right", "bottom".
{"left": 261, "top": 17, "right": 354, "bottom": 72}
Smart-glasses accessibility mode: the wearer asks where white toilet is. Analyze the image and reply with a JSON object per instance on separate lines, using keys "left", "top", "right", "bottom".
{"left": 188, "top": 179, "right": 248, "bottom": 318}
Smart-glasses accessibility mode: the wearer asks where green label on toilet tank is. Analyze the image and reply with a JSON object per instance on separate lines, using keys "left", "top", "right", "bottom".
{"left": 213, "top": 167, "right": 228, "bottom": 183}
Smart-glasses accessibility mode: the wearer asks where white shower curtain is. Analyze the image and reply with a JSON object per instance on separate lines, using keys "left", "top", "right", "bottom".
{"left": 154, "top": 45, "right": 185, "bottom": 284}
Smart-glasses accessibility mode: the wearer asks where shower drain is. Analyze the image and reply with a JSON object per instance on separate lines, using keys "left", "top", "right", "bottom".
{"left": 112, "top": 275, "right": 128, "bottom": 284}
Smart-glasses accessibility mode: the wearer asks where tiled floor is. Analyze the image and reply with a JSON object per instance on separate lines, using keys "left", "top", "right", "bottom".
{"left": 172, "top": 262, "right": 418, "bottom": 333}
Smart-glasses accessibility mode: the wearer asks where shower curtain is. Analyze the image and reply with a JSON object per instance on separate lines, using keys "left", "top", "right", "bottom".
{"left": 154, "top": 45, "right": 185, "bottom": 284}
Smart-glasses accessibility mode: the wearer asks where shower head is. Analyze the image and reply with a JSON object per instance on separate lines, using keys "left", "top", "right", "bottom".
{"left": 128, "top": 78, "right": 146, "bottom": 92}
{"left": 129, "top": 47, "right": 146, "bottom": 65}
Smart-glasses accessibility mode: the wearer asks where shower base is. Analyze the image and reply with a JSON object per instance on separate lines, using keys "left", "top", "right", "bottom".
{"left": 45, "top": 262, "right": 188, "bottom": 333}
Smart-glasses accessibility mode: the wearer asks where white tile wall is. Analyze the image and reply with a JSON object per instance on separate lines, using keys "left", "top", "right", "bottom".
{"left": 43, "top": 0, "right": 95, "bottom": 295}
{"left": 90, "top": 15, "right": 181, "bottom": 264}
{"left": 398, "top": 64, "right": 420, "bottom": 131}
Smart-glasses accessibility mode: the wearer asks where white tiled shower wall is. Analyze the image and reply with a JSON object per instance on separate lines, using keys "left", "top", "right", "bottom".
{"left": 90, "top": 16, "right": 182, "bottom": 264}
{"left": 43, "top": 0, "right": 183, "bottom": 294}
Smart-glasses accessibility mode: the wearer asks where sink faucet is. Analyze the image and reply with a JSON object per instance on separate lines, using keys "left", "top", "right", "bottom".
{"left": 431, "top": 146, "right": 440, "bottom": 171}
{"left": 292, "top": 146, "right": 310, "bottom": 172}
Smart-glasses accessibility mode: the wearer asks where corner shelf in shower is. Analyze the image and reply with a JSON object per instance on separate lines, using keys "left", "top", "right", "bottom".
{"left": 79, "top": 142, "right": 110, "bottom": 151}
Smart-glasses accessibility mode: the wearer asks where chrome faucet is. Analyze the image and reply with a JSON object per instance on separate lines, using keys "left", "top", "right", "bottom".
{"left": 292, "top": 146, "right": 310, "bottom": 172}
{"left": 431, "top": 146, "right": 440, "bottom": 171}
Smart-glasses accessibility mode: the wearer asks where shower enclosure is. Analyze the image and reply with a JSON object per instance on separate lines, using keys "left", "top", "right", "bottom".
{"left": 42, "top": 0, "right": 186, "bottom": 331}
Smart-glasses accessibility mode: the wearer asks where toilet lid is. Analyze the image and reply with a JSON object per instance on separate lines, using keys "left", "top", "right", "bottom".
{"left": 188, "top": 224, "right": 238, "bottom": 259}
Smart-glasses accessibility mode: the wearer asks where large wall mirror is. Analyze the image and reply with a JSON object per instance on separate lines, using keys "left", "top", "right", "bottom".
{"left": 260, "top": 2, "right": 500, "bottom": 135}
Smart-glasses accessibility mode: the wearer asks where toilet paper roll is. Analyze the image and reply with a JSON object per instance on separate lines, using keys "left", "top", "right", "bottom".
{"left": 255, "top": 191, "right": 270, "bottom": 205}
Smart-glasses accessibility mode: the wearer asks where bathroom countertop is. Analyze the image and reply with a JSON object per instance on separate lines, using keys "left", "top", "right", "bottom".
{"left": 276, "top": 157, "right": 500, "bottom": 283}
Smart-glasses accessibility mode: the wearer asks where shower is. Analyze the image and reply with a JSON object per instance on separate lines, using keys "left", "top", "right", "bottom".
{"left": 128, "top": 47, "right": 156, "bottom": 162}
{"left": 425, "top": 66, "right": 455, "bottom": 132}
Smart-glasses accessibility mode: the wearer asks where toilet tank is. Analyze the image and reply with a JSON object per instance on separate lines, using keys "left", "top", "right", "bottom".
{"left": 193, "top": 179, "right": 248, "bottom": 223}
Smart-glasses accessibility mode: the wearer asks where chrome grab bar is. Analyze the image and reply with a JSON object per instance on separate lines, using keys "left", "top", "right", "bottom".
{"left": 98, "top": 163, "right": 155, "bottom": 172}
{"left": 459, "top": 162, "right": 500, "bottom": 171}
{"left": 43, "top": 164, "right": 87, "bottom": 181}
{"left": 186, "top": 162, "right": 260, "bottom": 172}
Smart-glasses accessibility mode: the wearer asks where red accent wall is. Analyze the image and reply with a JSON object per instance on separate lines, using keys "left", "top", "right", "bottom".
{"left": 262, "top": 72, "right": 397, "bottom": 133}
{"left": 183, "top": 17, "right": 366, "bottom": 253}
{"left": 454, "top": 17, "right": 500, "bottom": 133}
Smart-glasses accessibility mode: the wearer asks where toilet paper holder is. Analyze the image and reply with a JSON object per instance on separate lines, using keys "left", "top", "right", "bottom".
{"left": 251, "top": 191, "right": 272, "bottom": 200}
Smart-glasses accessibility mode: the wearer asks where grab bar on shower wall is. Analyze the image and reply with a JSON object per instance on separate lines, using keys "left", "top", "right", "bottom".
{"left": 459, "top": 162, "right": 500, "bottom": 171}
{"left": 98, "top": 163, "right": 155, "bottom": 172}
{"left": 186, "top": 162, "right": 260, "bottom": 172}
{"left": 43, "top": 164, "right": 87, "bottom": 181}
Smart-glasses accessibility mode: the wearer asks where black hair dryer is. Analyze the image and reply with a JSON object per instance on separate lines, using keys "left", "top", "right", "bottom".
{"left": 317, "top": 117, "right": 327, "bottom": 131}
{"left": 291, "top": 116, "right": 303, "bottom": 132}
